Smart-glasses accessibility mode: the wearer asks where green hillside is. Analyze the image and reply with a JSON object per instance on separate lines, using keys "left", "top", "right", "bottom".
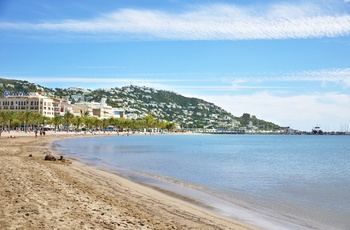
{"left": 0, "top": 78, "right": 280, "bottom": 130}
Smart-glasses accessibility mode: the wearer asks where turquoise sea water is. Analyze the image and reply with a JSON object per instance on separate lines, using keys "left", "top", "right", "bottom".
{"left": 54, "top": 134, "right": 350, "bottom": 230}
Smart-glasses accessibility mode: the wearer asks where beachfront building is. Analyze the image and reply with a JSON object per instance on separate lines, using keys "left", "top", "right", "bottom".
{"left": 0, "top": 93, "right": 123, "bottom": 120}
{"left": 0, "top": 92, "right": 59, "bottom": 118}
{"left": 56, "top": 100, "right": 83, "bottom": 117}
{"left": 74, "top": 98, "right": 124, "bottom": 119}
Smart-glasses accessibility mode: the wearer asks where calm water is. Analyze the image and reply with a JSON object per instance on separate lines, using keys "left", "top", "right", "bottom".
{"left": 54, "top": 134, "right": 350, "bottom": 230}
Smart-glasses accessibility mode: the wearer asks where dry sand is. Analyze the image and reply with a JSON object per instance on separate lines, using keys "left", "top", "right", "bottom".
{"left": 0, "top": 131, "right": 257, "bottom": 230}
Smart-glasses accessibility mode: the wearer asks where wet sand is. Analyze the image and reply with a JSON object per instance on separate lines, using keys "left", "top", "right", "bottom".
{"left": 0, "top": 131, "right": 257, "bottom": 230}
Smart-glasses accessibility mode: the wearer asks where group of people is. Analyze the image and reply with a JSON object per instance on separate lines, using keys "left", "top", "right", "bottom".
{"left": 34, "top": 128, "right": 46, "bottom": 138}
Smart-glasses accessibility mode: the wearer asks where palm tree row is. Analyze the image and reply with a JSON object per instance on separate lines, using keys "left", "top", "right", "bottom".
{"left": 0, "top": 111, "right": 177, "bottom": 133}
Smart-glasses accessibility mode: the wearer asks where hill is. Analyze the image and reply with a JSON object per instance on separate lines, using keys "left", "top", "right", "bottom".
{"left": 0, "top": 78, "right": 280, "bottom": 131}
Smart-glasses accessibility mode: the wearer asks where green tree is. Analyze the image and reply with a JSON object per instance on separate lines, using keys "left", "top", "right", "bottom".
{"left": 113, "top": 118, "right": 127, "bottom": 132}
{"left": 165, "top": 122, "right": 177, "bottom": 132}
{"left": 157, "top": 120, "right": 168, "bottom": 130}
{"left": 1, "top": 111, "right": 16, "bottom": 132}
{"left": 84, "top": 117, "right": 95, "bottom": 131}
{"left": 72, "top": 116, "right": 83, "bottom": 131}
{"left": 107, "top": 117, "right": 117, "bottom": 131}
{"left": 123, "top": 119, "right": 133, "bottom": 132}
{"left": 133, "top": 119, "right": 144, "bottom": 131}
{"left": 82, "top": 110, "right": 90, "bottom": 118}
{"left": 143, "top": 115, "right": 156, "bottom": 130}
{"left": 17, "top": 111, "right": 34, "bottom": 133}
{"left": 0, "top": 111, "right": 4, "bottom": 131}
{"left": 51, "top": 115, "right": 63, "bottom": 132}
{"left": 40, "top": 115, "right": 50, "bottom": 127}
{"left": 101, "top": 118, "right": 109, "bottom": 133}
{"left": 92, "top": 117, "right": 101, "bottom": 131}
{"left": 63, "top": 111, "right": 74, "bottom": 132}
{"left": 31, "top": 112, "right": 43, "bottom": 129}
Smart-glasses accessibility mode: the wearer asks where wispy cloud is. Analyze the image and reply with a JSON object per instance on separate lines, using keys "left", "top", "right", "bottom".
{"left": 1, "top": 2, "right": 350, "bottom": 40}
{"left": 2, "top": 67, "right": 350, "bottom": 90}
{"left": 225, "top": 68, "right": 350, "bottom": 88}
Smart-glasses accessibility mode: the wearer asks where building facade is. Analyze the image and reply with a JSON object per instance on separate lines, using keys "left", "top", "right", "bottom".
{"left": 0, "top": 93, "right": 123, "bottom": 119}
{"left": 0, "top": 92, "right": 58, "bottom": 118}
{"left": 74, "top": 98, "right": 124, "bottom": 119}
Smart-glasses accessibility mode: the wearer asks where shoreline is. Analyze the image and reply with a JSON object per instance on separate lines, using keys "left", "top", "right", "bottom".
{"left": 0, "top": 131, "right": 257, "bottom": 230}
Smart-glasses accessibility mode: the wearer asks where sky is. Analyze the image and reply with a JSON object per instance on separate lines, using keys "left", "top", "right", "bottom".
{"left": 1, "top": 0, "right": 350, "bottom": 131}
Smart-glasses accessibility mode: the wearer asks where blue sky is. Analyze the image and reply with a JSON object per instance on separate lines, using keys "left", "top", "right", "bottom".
{"left": 1, "top": 0, "right": 350, "bottom": 131}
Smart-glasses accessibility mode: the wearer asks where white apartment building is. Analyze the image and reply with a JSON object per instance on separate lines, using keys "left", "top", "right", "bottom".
{"left": 74, "top": 98, "right": 124, "bottom": 119}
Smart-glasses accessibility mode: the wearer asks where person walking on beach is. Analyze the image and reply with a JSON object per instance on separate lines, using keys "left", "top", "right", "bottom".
{"left": 34, "top": 129, "right": 38, "bottom": 138}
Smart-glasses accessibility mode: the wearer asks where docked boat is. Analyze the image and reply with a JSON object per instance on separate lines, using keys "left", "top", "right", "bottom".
{"left": 312, "top": 126, "right": 323, "bottom": 135}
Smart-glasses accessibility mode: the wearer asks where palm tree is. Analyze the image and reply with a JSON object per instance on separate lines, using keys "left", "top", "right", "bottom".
{"left": 81, "top": 110, "right": 90, "bottom": 131}
{"left": 116, "top": 118, "right": 130, "bottom": 132}
{"left": 101, "top": 118, "right": 109, "bottom": 133}
{"left": 123, "top": 119, "right": 133, "bottom": 133}
{"left": 2, "top": 111, "right": 16, "bottom": 132}
{"left": 113, "top": 118, "right": 123, "bottom": 131}
{"left": 17, "top": 111, "right": 34, "bottom": 133}
{"left": 82, "top": 110, "right": 90, "bottom": 118}
{"left": 108, "top": 117, "right": 116, "bottom": 131}
{"left": 31, "top": 112, "right": 43, "bottom": 129}
{"left": 40, "top": 115, "right": 50, "bottom": 128}
{"left": 93, "top": 118, "right": 102, "bottom": 131}
{"left": 63, "top": 111, "right": 74, "bottom": 132}
{"left": 84, "top": 116, "right": 98, "bottom": 132}
{"left": 72, "top": 116, "right": 83, "bottom": 132}
{"left": 0, "top": 111, "right": 6, "bottom": 131}
{"left": 51, "top": 115, "right": 63, "bottom": 132}
{"left": 0, "top": 111, "right": 4, "bottom": 132}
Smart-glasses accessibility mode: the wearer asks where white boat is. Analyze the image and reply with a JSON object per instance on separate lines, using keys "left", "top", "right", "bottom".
{"left": 312, "top": 126, "right": 323, "bottom": 134}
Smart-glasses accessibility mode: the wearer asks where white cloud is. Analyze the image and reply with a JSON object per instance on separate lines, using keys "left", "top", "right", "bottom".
{"left": 1, "top": 2, "right": 350, "bottom": 40}
{"left": 225, "top": 68, "right": 350, "bottom": 88}
{"left": 201, "top": 92, "right": 350, "bottom": 131}
{"left": 3, "top": 67, "right": 350, "bottom": 92}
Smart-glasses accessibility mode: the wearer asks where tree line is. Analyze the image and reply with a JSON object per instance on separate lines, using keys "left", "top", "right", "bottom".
{"left": 0, "top": 110, "right": 177, "bottom": 133}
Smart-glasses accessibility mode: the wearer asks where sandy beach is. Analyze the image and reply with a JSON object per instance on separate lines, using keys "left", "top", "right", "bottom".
{"left": 0, "top": 131, "right": 257, "bottom": 230}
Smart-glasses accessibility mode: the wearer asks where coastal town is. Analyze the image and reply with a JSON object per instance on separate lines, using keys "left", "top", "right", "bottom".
{"left": 0, "top": 79, "right": 349, "bottom": 135}
{"left": 0, "top": 79, "right": 281, "bottom": 133}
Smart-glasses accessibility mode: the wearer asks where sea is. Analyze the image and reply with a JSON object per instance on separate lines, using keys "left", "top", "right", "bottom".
{"left": 53, "top": 134, "right": 350, "bottom": 230}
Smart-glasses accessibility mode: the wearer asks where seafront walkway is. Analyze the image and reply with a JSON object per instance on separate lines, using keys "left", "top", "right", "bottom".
{"left": 0, "top": 130, "right": 129, "bottom": 138}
